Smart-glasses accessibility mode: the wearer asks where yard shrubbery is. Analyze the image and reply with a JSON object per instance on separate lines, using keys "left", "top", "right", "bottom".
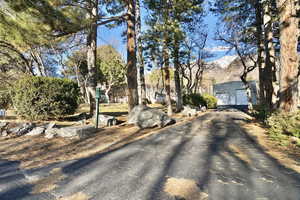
{"left": 183, "top": 93, "right": 217, "bottom": 109}
{"left": 266, "top": 111, "right": 300, "bottom": 147}
{"left": 253, "top": 105, "right": 300, "bottom": 147}
{"left": 12, "top": 76, "right": 80, "bottom": 120}
{"left": 0, "top": 89, "right": 11, "bottom": 109}
{"left": 202, "top": 94, "right": 218, "bottom": 109}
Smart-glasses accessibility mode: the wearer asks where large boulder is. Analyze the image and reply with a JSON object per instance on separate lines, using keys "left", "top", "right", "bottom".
{"left": 56, "top": 125, "right": 96, "bottom": 139}
{"left": 26, "top": 127, "right": 45, "bottom": 136}
{"left": 1, "top": 130, "right": 8, "bottom": 137}
{"left": 96, "top": 114, "right": 117, "bottom": 127}
{"left": 0, "top": 122, "right": 8, "bottom": 129}
{"left": 45, "top": 128, "right": 59, "bottom": 139}
{"left": 8, "top": 123, "right": 34, "bottom": 136}
{"left": 128, "top": 105, "right": 175, "bottom": 129}
{"left": 200, "top": 106, "right": 207, "bottom": 112}
{"left": 181, "top": 105, "right": 198, "bottom": 117}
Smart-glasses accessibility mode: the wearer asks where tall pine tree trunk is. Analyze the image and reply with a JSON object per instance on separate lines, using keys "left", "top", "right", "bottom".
{"left": 86, "top": 0, "right": 98, "bottom": 117}
{"left": 163, "top": 42, "right": 173, "bottom": 116}
{"left": 126, "top": 0, "right": 138, "bottom": 111}
{"left": 277, "top": 0, "right": 299, "bottom": 112}
{"left": 255, "top": 1, "right": 266, "bottom": 106}
{"left": 162, "top": 0, "right": 172, "bottom": 116}
{"left": 174, "top": 38, "right": 183, "bottom": 112}
{"left": 263, "top": 1, "right": 277, "bottom": 110}
{"left": 136, "top": 0, "right": 146, "bottom": 105}
{"left": 75, "top": 64, "right": 89, "bottom": 104}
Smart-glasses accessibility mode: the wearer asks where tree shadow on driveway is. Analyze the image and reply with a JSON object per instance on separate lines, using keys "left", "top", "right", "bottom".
{"left": 1, "top": 112, "right": 300, "bottom": 200}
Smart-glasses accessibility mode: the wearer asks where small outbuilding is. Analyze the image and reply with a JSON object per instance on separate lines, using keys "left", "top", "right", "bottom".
{"left": 213, "top": 81, "right": 258, "bottom": 106}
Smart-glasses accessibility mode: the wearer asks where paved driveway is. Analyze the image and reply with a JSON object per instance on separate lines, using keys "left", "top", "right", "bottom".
{"left": 1, "top": 111, "right": 300, "bottom": 200}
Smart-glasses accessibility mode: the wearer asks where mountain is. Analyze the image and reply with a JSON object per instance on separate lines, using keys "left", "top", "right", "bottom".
{"left": 204, "top": 55, "right": 259, "bottom": 83}
{"left": 200, "top": 55, "right": 259, "bottom": 94}
{"left": 208, "top": 55, "right": 238, "bottom": 69}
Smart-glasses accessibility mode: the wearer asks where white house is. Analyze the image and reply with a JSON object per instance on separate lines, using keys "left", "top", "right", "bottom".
{"left": 213, "top": 81, "right": 258, "bottom": 106}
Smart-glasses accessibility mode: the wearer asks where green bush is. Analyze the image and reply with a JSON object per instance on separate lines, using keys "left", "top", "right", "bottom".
{"left": 202, "top": 94, "right": 218, "bottom": 109}
{"left": 183, "top": 93, "right": 217, "bottom": 109}
{"left": 252, "top": 105, "right": 272, "bottom": 121}
{"left": 12, "top": 76, "right": 80, "bottom": 120}
{"left": 267, "top": 111, "right": 300, "bottom": 138}
{"left": 0, "top": 90, "right": 11, "bottom": 109}
{"left": 183, "top": 93, "right": 205, "bottom": 107}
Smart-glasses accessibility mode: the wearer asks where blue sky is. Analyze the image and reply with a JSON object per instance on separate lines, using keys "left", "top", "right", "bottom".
{"left": 97, "top": 3, "right": 232, "bottom": 63}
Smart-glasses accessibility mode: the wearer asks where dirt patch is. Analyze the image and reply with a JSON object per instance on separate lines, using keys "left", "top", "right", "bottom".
{"left": 164, "top": 177, "right": 208, "bottom": 200}
{"left": 58, "top": 192, "right": 89, "bottom": 200}
{"left": 228, "top": 144, "right": 252, "bottom": 164}
{"left": 30, "top": 168, "right": 66, "bottom": 194}
{"left": 242, "top": 122, "right": 300, "bottom": 173}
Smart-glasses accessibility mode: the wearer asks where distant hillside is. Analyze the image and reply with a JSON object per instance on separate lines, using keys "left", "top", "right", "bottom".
{"left": 204, "top": 55, "right": 259, "bottom": 84}
{"left": 143, "top": 55, "right": 259, "bottom": 96}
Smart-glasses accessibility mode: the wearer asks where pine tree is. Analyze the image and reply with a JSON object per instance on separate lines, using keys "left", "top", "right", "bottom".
{"left": 277, "top": 0, "right": 299, "bottom": 112}
{"left": 3, "top": 0, "right": 128, "bottom": 115}
{"left": 126, "top": 0, "right": 138, "bottom": 111}
{"left": 144, "top": 0, "right": 204, "bottom": 114}
{"left": 212, "top": 0, "right": 280, "bottom": 110}
{"left": 136, "top": 0, "right": 146, "bottom": 105}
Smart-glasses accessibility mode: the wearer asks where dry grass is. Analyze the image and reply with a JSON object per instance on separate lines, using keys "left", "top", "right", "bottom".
{"left": 30, "top": 168, "right": 66, "bottom": 194}
{"left": 0, "top": 125, "right": 141, "bottom": 169}
{"left": 164, "top": 177, "right": 208, "bottom": 200}
{"left": 58, "top": 192, "right": 90, "bottom": 200}
{"left": 77, "top": 103, "right": 129, "bottom": 114}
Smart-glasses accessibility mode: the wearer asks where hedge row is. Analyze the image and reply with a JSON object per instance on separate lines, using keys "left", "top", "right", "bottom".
{"left": 183, "top": 93, "right": 217, "bottom": 109}
{"left": 7, "top": 76, "right": 80, "bottom": 120}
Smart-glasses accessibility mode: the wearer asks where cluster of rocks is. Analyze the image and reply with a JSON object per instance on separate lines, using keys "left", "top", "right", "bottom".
{"left": 127, "top": 105, "right": 175, "bottom": 129}
{"left": 0, "top": 121, "right": 96, "bottom": 139}
{"left": 180, "top": 105, "right": 207, "bottom": 117}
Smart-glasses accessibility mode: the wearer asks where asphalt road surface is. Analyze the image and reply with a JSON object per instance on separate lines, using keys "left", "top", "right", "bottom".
{"left": 1, "top": 111, "right": 300, "bottom": 200}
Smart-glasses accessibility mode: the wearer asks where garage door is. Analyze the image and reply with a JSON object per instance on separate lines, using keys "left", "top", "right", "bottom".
{"left": 215, "top": 93, "right": 230, "bottom": 105}
{"left": 236, "top": 89, "right": 248, "bottom": 105}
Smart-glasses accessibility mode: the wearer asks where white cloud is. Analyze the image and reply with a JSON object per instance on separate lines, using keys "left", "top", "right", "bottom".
{"left": 205, "top": 46, "right": 231, "bottom": 52}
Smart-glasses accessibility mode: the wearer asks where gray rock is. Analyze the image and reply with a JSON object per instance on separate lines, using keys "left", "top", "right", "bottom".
{"left": 96, "top": 114, "right": 117, "bottom": 127}
{"left": 8, "top": 123, "right": 34, "bottom": 136}
{"left": 17, "top": 123, "right": 35, "bottom": 136}
{"left": 127, "top": 105, "right": 148, "bottom": 124}
{"left": 56, "top": 125, "right": 96, "bottom": 139}
{"left": 0, "top": 122, "right": 8, "bottom": 128}
{"left": 200, "top": 106, "right": 207, "bottom": 112}
{"left": 128, "top": 105, "right": 174, "bottom": 129}
{"left": 0, "top": 122, "right": 8, "bottom": 137}
{"left": 45, "top": 128, "right": 59, "bottom": 139}
{"left": 1, "top": 130, "right": 7, "bottom": 137}
{"left": 9, "top": 125, "right": 22, "bottom": 134}
{"left": 181, "top": 105, "right": 198, "bottom": 116}
{"left": 47, "top": 122, "right": 56, "bottom": 130}
{"left": 26, "top": 127, "right": 45, "bottom": 136}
